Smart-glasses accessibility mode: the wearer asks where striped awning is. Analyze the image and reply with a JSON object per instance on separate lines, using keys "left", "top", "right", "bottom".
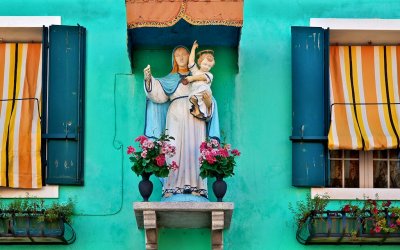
{"left": 0, "top": 43, "right": 42, "bottom": 188}
{"left": 126, "top": 0, "right": 243, "bottom": 28}
{"left": 328, "top": 45, "right": 400, "bottom": 150}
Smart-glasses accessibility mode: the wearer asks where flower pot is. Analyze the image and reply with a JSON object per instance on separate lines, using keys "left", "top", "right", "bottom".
{"left": 43, "top": 218, "right": 64, "bottom": 236}
{"left": 139, "top": 172, "right": 153, "bottom": 202}
{"left": 213, "top": 176, "right": 227, "bottom": 202}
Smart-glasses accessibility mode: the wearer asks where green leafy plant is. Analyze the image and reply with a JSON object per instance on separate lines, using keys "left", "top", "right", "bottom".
{"left": 0, "top": 198, "right": 74, "bottom": 224}
{"left": 199, "top": 138, "right": 241, "bottom": 179}
{"left": 127, "top": 133, "right": 179, "bottom": 178}
{"left": 41, "top": 198, "right": 74, "bottom": 223}
{"left": 289, "top": 194, "right": 330, "bottom": 228}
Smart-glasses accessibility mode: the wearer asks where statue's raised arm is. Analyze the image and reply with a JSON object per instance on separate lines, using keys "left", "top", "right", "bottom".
{"left": 144, "top": 64, "right": 152, "bottom": 92}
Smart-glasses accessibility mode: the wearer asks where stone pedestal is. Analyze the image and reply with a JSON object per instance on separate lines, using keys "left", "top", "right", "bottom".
{"left": 134, "top": 202, "right": 234, "bottom": 250}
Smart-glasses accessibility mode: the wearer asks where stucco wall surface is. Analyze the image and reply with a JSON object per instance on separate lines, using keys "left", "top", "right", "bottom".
{"left": 1, "top": 0, "right": 400, "bottom": 249}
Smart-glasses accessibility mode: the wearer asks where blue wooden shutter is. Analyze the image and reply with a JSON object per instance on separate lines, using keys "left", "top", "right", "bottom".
{"left": 290, "top": 26, "right": 329, "bottom": 187}
{"left": 43, "top": 25, "right": 86, "bottom": 185}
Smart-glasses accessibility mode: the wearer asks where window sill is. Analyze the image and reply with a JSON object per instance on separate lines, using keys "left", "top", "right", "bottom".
{"left": 311, "top": 188, "right": 400, "bottom": 200}
{"left": 0, "top": 185, "right": 59, "bottom": 198}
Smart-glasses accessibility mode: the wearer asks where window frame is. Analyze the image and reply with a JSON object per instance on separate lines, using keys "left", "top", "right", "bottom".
{"left": 0, "top": 16, "right": 61, "bottom": 198}
{"left": 310, "top": 18, "right": 400, "bottom": 200}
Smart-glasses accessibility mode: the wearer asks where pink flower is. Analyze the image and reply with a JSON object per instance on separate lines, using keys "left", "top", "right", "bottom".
{"left": 231, "top": 149, "right": 241, "bottom": 156}
{"left": 211, "top": 139, "right": 219, "bottom": 147}
{"left": 142, "top": 140, "right": 150, "bottom": 148}
{"left": 147, "top": 141, "right": 155, "bottom": 149}
{"left": 374, "top": 226, "right": 381, "bottom": 233}
{"left": 135, "top": 135, "right": 147, "bottom": 144}
{"left": 170, "top": 161, "right": 179, "bottom": 170}
{"left": 155, "top": 154, "right": 166, "bottom": 167}
{"left": 141, "top": 150, "right": 147, "bottom": 158}
{"left": 127, "top": 146, "right": 135, "bottom": 154}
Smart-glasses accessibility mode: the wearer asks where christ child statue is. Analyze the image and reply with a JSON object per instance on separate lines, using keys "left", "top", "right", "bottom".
{"left": 183, "top": 40, "right": 215, "bottom": 119}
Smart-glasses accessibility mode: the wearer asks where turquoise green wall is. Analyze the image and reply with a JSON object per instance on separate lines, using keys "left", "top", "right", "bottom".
{"left": 1, "top": 0, "right": 400, "bottom": 249}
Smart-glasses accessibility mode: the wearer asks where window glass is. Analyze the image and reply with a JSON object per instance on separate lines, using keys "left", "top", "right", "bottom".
{"left": 373, "top": 161, "right": 388, "bottom": 188}
{"left": 390, "top": 161, "right": 400, "bottom": 188}
{"left": 345, "top": 160, "right": 359, "bottom": 188}
{"left": 330, "top": 160, "right": 342, "bottom": 188}
{"left": 373, "top": 150, "right": 387, "bottom": 159}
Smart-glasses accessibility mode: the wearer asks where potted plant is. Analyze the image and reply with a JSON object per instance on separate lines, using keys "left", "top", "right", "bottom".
{"left": 127, "top": 132, "right": 179, "bottom": 201}
{"left": 198, "top": 138, "right": 241, "bottom": 202}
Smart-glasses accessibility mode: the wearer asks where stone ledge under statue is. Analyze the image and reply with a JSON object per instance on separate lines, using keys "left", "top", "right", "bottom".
{"left": 133, "top": 202, "right": 233, "bottom": 250}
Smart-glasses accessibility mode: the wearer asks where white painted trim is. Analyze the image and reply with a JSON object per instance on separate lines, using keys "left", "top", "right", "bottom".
{"left": 0, "top": 16, "right": 61, "bottom": 198}
{"left": 310, "top": 18, "right": 400, "bottom": 30}
{"left": 0, "top": 185, "right": 59, "bottom": 198}
{"left": 312, "top": 188, "right": 400, "bottom": 200}
{"left": 0, "top": 16, "right": 61, "bottom": 27}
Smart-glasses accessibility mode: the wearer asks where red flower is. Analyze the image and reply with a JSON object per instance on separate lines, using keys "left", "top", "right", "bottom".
{"left": 368, "top": 199, "right": 377, "bottom": 206}
{"left": 206, "top": 155, "right": 216, "bottom": 164}
{"left": 200, "top": 142, "right": 208, "bottom": 152}
{"left": 231, "top": 149, "right": 241, "bottom": 156}
{"left": 218, "top": 148, "right": 229, "bottom": 158}
{"left": 135, "top": 135, "right": 147, "bottom": 144}
{"left": 396, "top": 219, "right": 400, "bottom": 226}
{"left": 155, "top": 154, "right": 166, "bottom": 167}
{"left": 383, "top": 200, "right": 392, "bottom": 207}
{"left": 127, "top": 146, "right": 135, "bottom": 154}
{"left": 343, "top": 205, "right": 351, "bottom": 213}
{"left": 374, "top": 226, "right": 382, "bottom": 233}
{"left": 372, "top": 207, "right": 378, "bottom": 215}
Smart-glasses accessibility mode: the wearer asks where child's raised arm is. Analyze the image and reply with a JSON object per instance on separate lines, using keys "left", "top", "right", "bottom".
{"left": 189, "top": 40, "right": 198, "bottom": 66}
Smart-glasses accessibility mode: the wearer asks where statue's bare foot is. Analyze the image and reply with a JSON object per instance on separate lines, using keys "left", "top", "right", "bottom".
{"left": 190, "top": 96, "right": 202, "bottom": 117}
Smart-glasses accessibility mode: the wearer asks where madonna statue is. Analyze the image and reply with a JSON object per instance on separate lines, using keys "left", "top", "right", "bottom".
{"left": 143, "top": 46, "right": 220, "bottom": 202}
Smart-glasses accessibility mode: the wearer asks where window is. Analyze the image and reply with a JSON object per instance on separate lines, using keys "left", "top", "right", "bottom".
{"left": 291, "top": 18, "right": 400, "bottom": 200}
{"left": 0, "top": 17, "right": 85, "bottom": 197}
{"left": 328, "top": 149, "right": 400, "bottom": 189}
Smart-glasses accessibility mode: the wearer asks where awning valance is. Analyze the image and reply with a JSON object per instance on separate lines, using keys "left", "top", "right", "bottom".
{"left": 126, "top": 0, "right": 243, "bottom": 28}
{"left": 328, "top": 46, "right": 400, "bottom": 150}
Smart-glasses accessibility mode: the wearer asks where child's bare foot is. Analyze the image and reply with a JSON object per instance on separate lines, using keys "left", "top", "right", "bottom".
{"left": 190, "top": 96, "right": 202, "bottom": 118}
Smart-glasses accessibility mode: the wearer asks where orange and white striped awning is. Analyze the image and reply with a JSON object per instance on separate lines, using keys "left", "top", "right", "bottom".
{"left": 0, "top": 43, "right": 42, "bottom": 188}
{"left": 328, "top": 45, "right": 400, "bottom": 150}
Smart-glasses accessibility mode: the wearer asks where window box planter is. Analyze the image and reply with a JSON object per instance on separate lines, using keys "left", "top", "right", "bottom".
{"left": 0, "top": 211, "right": 75, "bottom": 244}
{"left": 297, "top": 210, "right": 400, "bottom": 245}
